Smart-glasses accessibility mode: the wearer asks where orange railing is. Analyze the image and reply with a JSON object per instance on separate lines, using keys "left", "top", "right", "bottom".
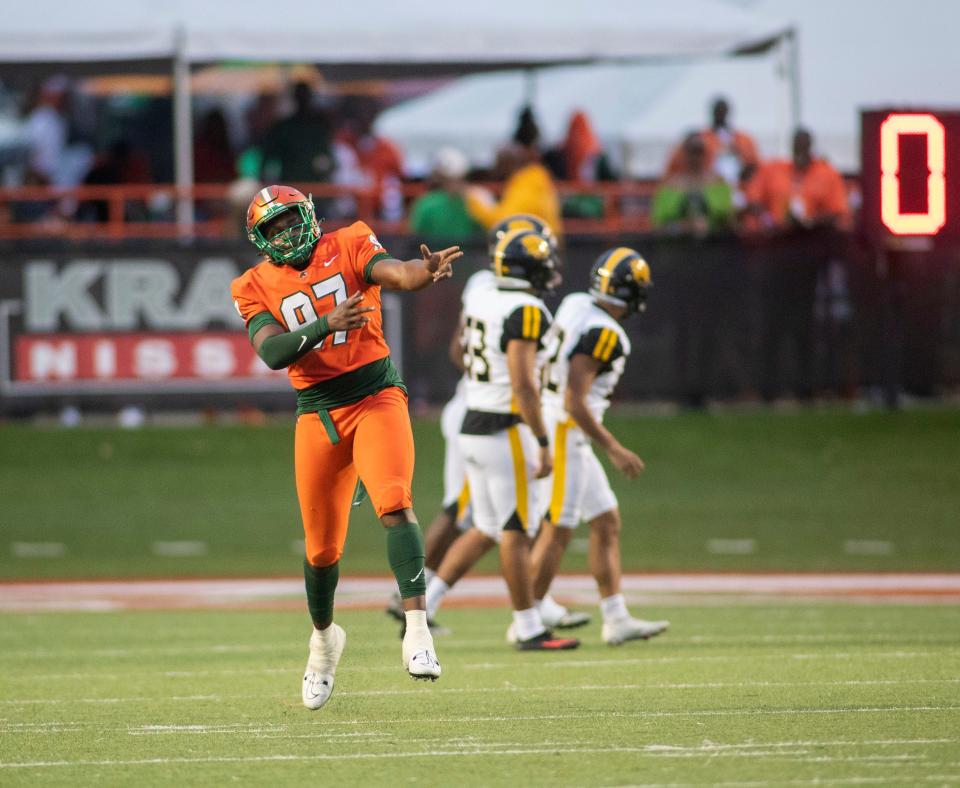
{"left": 0, "top": 181, "right": 659, "bottom": 241}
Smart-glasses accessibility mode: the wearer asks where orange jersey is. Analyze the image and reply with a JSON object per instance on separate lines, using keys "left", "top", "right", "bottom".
{"left": 231, "top": 220, "right": 392, "bottom": 390}
{"left": 744, "top": 158, "right": 850, "bottom": 228}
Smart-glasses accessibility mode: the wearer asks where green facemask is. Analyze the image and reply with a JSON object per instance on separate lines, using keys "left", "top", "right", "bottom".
{"left": 248, "top": 200, "right": 322, "bottom": 266}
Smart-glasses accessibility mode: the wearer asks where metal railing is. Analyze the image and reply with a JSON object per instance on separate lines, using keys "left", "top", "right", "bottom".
{"left": 0, "top": 180, "right": 659, "bottom": 241}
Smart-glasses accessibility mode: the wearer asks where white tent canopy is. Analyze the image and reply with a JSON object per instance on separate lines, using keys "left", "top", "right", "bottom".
{"left": 3, "top": 0, "right": 791, "bottom": 67}
{"left": 378, "top": 0, "right": 960, "bottom": 177}
{"left": 3, "top": 0, "right": 794, "bottom": 232}
{"left": 376, "top": 58, "right": 791, "bottom": 178}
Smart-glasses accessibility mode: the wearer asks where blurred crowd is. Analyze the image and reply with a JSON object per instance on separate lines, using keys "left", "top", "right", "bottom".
{"left": 0, "top": 75, "right": 853, "bottom": 243}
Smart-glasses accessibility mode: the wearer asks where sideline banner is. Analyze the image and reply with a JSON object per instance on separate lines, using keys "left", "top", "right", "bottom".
{"left": 0, "top": 247, "right": 285, "bottom": 397}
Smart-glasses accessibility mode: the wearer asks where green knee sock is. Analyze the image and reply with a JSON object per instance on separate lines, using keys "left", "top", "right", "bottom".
{"left": 386, "top": 522, "right": 426, "bottom": 599}
{"left": 303, "top": 560, "right": 339, "bottom": 627}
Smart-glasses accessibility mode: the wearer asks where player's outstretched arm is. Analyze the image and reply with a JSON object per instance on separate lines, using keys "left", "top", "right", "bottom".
{"left": 250, "top": 293, "right": 374, "bottom": 370}
{"left": 506, "top": 339, "right": 552, "bottom": 479}
{"left": 368, "top": 244, "right": 462, "bottom": 291}
{"left": 565, "top": 354, "right": 645, "bottom": 479}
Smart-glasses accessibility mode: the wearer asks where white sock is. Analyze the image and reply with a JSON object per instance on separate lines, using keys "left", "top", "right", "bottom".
{"left": 600, "top": 593, "right": 629, "bottom": 623}
{"left": 310, "top": 624, "right": 336, "bottom": 648}
{"left": 308, "top": 625, "right": 338, "bottom": 671}
{"left": 404, "top": 609, "right": 429, "bottom": 634}
{"left": 424, "top": 566, "right": 436, "bottom": 585}
{"left": 425, "top": 576, "right": 449, "bottom": 619}
{"left": 513, "top": 607, "right": 546, "bottom": 641}
{"left": 538, "top": 593, "right": 568, "bottom": 620}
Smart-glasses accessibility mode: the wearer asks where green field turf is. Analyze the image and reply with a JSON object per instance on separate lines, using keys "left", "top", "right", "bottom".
{"left": 1, "top": 407, "right": 959, "bottom": 578}
{"left": 1, "top": 603, "right": 958, "bottom": 785}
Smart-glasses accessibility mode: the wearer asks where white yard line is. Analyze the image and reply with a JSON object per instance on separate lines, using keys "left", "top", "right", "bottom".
{"left": 149, "top": 542, "right": 208, "bottom": 558}
{"left": 11, "top": 678, "right": 955, "bottom": 709}
{"left": 1, "top": 738, "right": 958, "bottom": 771}
{"left": 9, "top": 542, "right": 66, "bottom": 559}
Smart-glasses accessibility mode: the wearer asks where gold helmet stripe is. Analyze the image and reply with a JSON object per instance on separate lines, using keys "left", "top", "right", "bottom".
{"left": 598, "top": 247, "right": 635, "bottom": 294}
{"left": 493, "top": 227, "right": 527, "bottom": 277}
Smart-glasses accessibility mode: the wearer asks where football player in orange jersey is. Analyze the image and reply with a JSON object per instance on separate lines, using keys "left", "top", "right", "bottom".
{"left": 231, "top": 185, "right": 461, "bottom": 710}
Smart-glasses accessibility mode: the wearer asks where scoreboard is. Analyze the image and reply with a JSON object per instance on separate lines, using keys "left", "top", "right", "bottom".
{"left": 860, "top": 109, "right": 960, "bottom": 247}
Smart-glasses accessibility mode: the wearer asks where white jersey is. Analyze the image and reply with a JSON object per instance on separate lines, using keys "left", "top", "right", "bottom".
{"left": 451, "top": 269, "right": 498, "bottom": 402}
{"left": 541, "top": 292, "right": 630, "bottom": 422}
{"left": 461, "top": 286, "right": 552, "bottom": 426}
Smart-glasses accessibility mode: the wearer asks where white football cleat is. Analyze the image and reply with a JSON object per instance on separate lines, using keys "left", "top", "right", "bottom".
{"left": 538, "top": 596, "right": 591, "bottom": 630}
{"left": 402, "top": 617, "right": 442, "bottom": 681}
{"left": 602, "top": 616, "right": 669, "bottom": 646}
{"left": 302, "top": 624, "right": 346, "bottom": 710}
{"left": 542, "top": 608, "right": 592, "bottom": 629}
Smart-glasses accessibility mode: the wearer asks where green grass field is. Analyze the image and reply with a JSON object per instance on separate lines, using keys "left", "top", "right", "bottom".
{"left": 2, "top": 408, "right": 959, "bottom": 578}
{"left": 2, "top": 604, "right": 959, "bottom": 785}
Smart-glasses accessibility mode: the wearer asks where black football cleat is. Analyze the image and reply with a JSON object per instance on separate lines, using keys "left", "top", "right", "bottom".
{"left": 514, "top": 630, "right": 580, "bottom": 651}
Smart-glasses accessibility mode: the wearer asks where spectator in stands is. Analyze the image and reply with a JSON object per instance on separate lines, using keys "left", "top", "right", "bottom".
{"left": 194, "top": 108, "right": 236, "bottom": 183}
{"left": 744, "top": 128, "right": 850, "bottom": 402}
{"left": 77, "top": 139, "right": 152, "bottom": 223}
{"left": 665, "top": 97, "right": 759, "bottom": 186}
{"left": 651, "top": 132, "right": 734, "bottom": 237}
{"left": 237, "top": 92, "right": 278, "bottom": 179}
{"left": 409, "top": 147, "right": 482, "bottom": 245}
{"left": 543, "top": 110, "right": 617, "bottom": 220}
{"left": 465, "top": 106, "right": 562, "bottom": 234}
{"left": 260, "top": 81, "right": 335, "bottom": 184}
{"left": 18, "top": 75, "right": 93, "bottom": 222}
{"left": 743, "top": 128, "right": 849, "bottom": 231}
{"left": 338, "top": 96, "right": 405, "bottom": 219}
{"left": 21, "top": 75, "right": 70, "bottom": 187}
{"left": 560, "top": 110, "right": 617, "bottom": 183}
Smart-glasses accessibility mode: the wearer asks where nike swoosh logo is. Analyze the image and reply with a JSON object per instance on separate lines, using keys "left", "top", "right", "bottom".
{"left": 298, "top": 336, "right": 308, "bottom": 351}
{"left": 323, "top": 255, "right": 338, "bottom": 267}
{"left": 410, "top": 567, "right": 424, "bottom": 583}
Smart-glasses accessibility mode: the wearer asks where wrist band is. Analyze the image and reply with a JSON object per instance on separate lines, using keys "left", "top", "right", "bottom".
{"left": 536, "top": 435, "right": 549, "bottom": 448}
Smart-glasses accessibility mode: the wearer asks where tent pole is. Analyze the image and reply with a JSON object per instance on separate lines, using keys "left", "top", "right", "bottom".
{"left": 173, "top": 25, "right": 194, "bottom": 240}
{"left": 523, "top": 68, "right": 538, "bottom": 106}
{"left": 785, "top": 27, "right": 801, "bottom": 132}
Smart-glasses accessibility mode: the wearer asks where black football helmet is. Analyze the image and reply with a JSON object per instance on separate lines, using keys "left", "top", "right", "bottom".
{"left": 488, "top": 213, "right": 558, "bottom": 256}
{"left": 492, "top": 228, "right": 560, "bottom": 293}
{"left": 589, "top": 247, "right": 652, "bottom": 314}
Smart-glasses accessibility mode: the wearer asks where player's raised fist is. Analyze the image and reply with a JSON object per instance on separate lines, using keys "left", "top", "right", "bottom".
{"left": 327, "top": 292, "right": 375, "bottom": 332}
{"left": 421, "top": 244, "right": 463, "bottom": 282}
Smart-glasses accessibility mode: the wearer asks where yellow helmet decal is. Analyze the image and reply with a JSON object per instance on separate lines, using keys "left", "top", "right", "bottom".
{"left": 630, "top": 257, "right": 651, "bottom": 286}
{"left": 520, "top": 233, "right": 550, "bottom": 260}
{"left": 597, "top": 247, "right": 634, "bottom": 293}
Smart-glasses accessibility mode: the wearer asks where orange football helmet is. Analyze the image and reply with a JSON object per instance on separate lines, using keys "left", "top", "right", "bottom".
{"left": 246, "top": 185, "right": 322, "bottom": 265}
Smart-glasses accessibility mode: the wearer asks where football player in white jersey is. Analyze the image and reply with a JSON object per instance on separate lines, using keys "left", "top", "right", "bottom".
{"left": 424, "top": 228, "right": 580, "bottom": 650}
{"left": 386, "top": 269, "right": 495, "bottom": 629}
{"left": 515, "top": 247, "right": 670, "bottom": 646}
{"left": 389, "top": 215, "right": 584, "bottom": 633}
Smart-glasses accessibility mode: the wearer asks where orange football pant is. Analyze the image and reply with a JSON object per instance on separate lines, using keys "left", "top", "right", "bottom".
{"left": 295, "top": 386, "right": 415, "bottom": 568}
